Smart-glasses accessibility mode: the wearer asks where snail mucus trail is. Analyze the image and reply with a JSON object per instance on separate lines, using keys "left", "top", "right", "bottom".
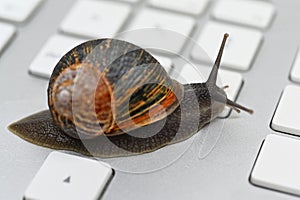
{"left": 8, "top": 33, "right": 253, "bottom": 158}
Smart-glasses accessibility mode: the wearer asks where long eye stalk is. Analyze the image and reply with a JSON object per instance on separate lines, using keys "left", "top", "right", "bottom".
{"left": 206, "top": 33, "right": 229, "bottom": 87}
{"left": 206, "top": 33, "right": 253, "bottom": 115}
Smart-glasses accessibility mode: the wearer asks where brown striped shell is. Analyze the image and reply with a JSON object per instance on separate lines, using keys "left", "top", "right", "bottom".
{"left": 48, "top": 39, "right": 184, "bottom": 139}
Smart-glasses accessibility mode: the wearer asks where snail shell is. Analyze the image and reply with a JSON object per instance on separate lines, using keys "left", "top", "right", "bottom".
{"left": 8, "top": 34, "right": 253, "bottom": 157}
{"left": 48, "top": 38, "right": 184, "bottom": 139}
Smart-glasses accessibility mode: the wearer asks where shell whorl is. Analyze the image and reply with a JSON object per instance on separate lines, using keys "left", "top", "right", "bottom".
{"left": 48, "top": 39, "right": 184, "bottom": 139}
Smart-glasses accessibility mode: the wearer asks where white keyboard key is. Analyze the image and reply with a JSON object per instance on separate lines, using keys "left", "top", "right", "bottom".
{"left": 271, "top": 85, "right": 300, "bottom": 135}
{"left": 251, "top": 134, "right": 300, "bottom": 196}
{"left": 152, "top": 54, "right": 173, "bottom": 73}
{"left": 125, "top": 8, "right": 195, "bottom": 53}
{"left": 24, "top": 152, "right": 113, "bottom": 200}
{"left": 192, "top": 22, "right": 262, "bottom": 71}
{"left": 0, "top": 22, "right": 15, "bottom": 53}
{"left": 175, "top": 64, "right": 243, "bottom": 117}
{"left": 60, "top": 0, "right": 131, "bottom": 38}
{"left": 149, "top": 0, "right": 209, "bottom": 15}
{"left": 29, "top": 34, "right": 85, "bottom": 78}
{"left": 212, "top": 0, "right": 275, "bottom": 29}
{"left": 0, "top": 0, "right": 43, "bottom": 22}
{"left": 290, "top": 49, "right": 300, "bottom": 83}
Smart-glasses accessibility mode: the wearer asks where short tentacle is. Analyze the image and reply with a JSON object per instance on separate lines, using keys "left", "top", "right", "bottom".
{"left": 226, "top": 99, "right": 254, "bottom": 114}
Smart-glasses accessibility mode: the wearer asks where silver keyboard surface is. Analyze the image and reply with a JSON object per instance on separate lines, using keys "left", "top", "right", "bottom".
{"left": 1, "top": 0, "right": 300, "bottom": 199}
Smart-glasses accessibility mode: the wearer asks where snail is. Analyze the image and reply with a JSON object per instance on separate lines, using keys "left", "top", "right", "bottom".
{"left": 8, "top": 33, "right": 253, "bottom": 158}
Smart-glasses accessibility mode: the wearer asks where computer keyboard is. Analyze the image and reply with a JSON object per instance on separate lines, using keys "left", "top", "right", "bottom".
{"left": 3, "top": 0, "right": 300, "bottom": 199}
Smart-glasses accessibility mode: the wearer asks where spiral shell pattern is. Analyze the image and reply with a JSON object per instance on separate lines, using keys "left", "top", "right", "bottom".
{"left": 48, "top": 39, "right": 184, "bottom": 139}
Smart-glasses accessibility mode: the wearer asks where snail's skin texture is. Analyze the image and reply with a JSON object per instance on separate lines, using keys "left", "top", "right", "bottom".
{"left": 8, "top": 34, "right": 253, "bottom": 157}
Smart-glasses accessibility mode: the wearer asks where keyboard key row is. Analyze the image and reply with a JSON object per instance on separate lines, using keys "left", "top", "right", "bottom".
{"left": 60, "top": 0, "right": 195, "bottom": 53}
{"left": 57, "top": 0, "right": 268, "bottom": 71}
{"left": 0, "top": 0, "right": 275, "bottom": 68}
{"left": 252, "top": 64, "right": 300, "bottom": 195}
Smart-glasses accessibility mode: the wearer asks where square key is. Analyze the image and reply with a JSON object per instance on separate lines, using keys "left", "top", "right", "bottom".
{"left": 60, "top": 0, "right": 131, "bottom": 38}
{"left": 271, "top": 85, "right": 300, "bottom": 135}
{"left": 211, "top": 0, "right": 275, "bottom": 29}
{"left": 0, "top": 0, "right": 43, "bottom": 22}
{"left": 251, "top": 134, "right": 300, "bottom": 196}
{"left": 24, "top": 152, "right": 113, "bottom": 200}
{"left": 124, "top": 8, "right": 195, "bottom": 53}
{"left": 29, "top": 34, "right": 85, "bottom": 78}
{"left": 191, "top": 21, "right": 262, "bottom": 71}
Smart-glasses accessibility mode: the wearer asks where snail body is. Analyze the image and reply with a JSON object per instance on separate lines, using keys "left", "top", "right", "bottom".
{"left": 9, "top": 34, "right": 253, "bottom": 157}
